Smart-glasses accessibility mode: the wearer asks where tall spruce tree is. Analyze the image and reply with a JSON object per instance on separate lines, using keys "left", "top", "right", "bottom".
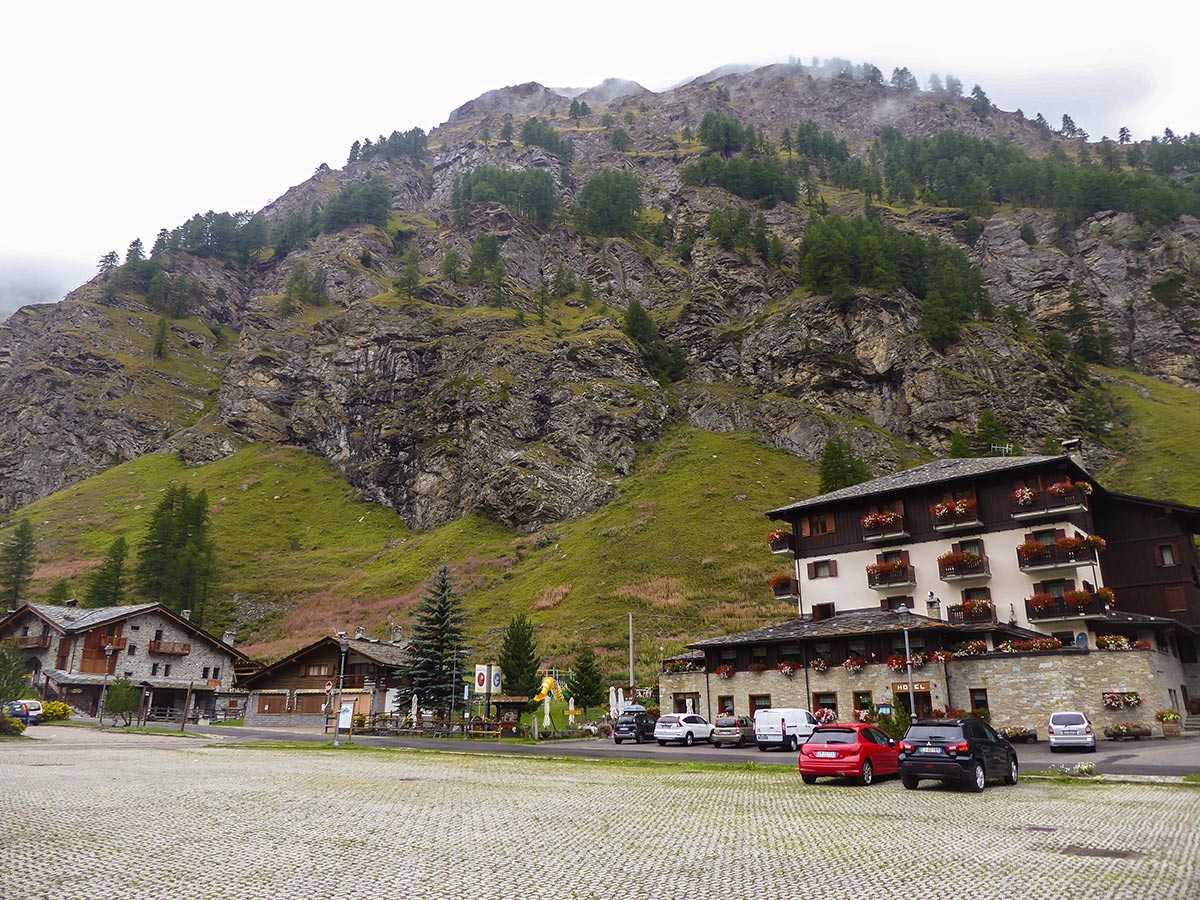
{"left": 570, "top": 645, "right": 606, "bottom": 718}
{"left": 134, "top": 486, "right": 215, "bottom": 622}
{"left": 83, "top": 537, "right": 128, "bottom": 608}
{"left": 498, "top": 614, "right": 540, "bottom": 700}
{"left": 395, "top": 565, "right": 469, "bottom": 719}
{"left": 0, "top": 519, "right": 35, "bottom": 608}
{"left": 818, "top": 436, "right": 872, "bottom": 493}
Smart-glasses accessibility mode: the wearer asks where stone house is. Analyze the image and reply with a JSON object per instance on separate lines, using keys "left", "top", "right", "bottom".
{"left": 241, "top": 630, "right": 409, "bottom": 729}
{"left": 0, "top": 600, "right": 251, "bottom": 719}
{"left": 661, "top": 452, "right": 1198, "bottom": 732}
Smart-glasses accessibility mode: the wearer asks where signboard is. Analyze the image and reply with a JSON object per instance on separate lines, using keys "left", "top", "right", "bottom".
{"left": 336, "top": 703, "right": 354, "bottom": 729}
{"left": 325, "top": 681, "right": 334, "bottom": 695}
{"left": 892, "top": 682, "right": 931, "bottom": 693}
{"left": 474, "top": 665, "right": 502, "bottom": 693}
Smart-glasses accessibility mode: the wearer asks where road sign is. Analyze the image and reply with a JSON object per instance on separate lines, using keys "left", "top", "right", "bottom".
{"left": 325, "top": 681, "right": 334, "bottom": 695}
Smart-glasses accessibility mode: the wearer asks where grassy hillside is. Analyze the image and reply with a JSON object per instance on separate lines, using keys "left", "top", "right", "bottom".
{"left": 7, "top": 428, "right": 818, "bottom": 677}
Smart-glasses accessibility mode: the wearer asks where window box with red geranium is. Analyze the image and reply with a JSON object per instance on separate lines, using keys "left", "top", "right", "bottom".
{"left": 1017, "top": 539, "right": 1047, "bottom": 560}
{"left": 1028, "top": 592, "right": 1057, "bottom": 613}
{"left": 866, "top": 559, "right": 915, "bottom": 588}
{"left": 1048, "top": 479, "right": 1092, "bottom": 499}
{"left": 767, "top": 529, "right": 794, "bottom": 555}
{"left": 886, "top": 654, "right": 910, "bottom": 673}
{"left": 1086, "top": 535, "right": 1108, "bottom": 551}
{"left": 1012, "top": 486, "right": 1037, "bottom": 507}
{"left": 777, "top": 662, "right": 797, "bottom": 677}
{"left": 953, "top": 640, "right": 988, "bottom": 657}
{"left": 1056, "top": 536, "right": 1087, "bottom": 553}
{"left": 809, "top": 657, "right": 830, "bottom": 673}
{"left": 961, "top": 597, "right": 994, "bottom": 618}
{"left": 1062, "top": 589, "right": 1093, "bottom": 612}
{"left": 770, "top": 573, "right": 799, "bottom": 598}
{"left": 814, "top": 707, "right": 837, "bottom": 725}
{"left": 937, "top": 550, "right": 988, "bottom": 580}
{"left": 714, "top": 665, "right": 735, "bottom": 679}
{"left": 861, "top": 511, "right": 902, "bottom": 530}
{"left": 842, "top": 655, "right": 866, "bottom": 674}
{"left": 747, "top": 662, "right": 768, "bottom": 673}
{"left": 930, "top": 497, "right": 979, "bottom": 529}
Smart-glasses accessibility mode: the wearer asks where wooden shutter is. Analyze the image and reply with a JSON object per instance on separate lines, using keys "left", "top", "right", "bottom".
{"left": 828, "top": 560, "right": 838, "bottom": 577}
{"left": 824, "top": 513, "right": 835, "bottom": 534}
{"left": 951, "top": 541, "right": 962, "bottom": 553}
{"left": 1154, "top": 545, "right": 1165, "bottom": 566}
{"left": 879, "top": 597, "right": 891, "bottom": 610}
{"left": 801, "top": 517, "right": 812, "bottom": 537}
{"left": 1165, "top": 587, "right": 1186, "bottom": 612}
{"left": 806, "top": 562, "right": 816, "bottom": 579}
{"left": 1032, "top": 581, "right": 1043, "bottom": 593}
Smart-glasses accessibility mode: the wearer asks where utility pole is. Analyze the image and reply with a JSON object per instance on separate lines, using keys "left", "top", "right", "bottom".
{"left": 628, "top": 613, "right": 634, "bottom": 691}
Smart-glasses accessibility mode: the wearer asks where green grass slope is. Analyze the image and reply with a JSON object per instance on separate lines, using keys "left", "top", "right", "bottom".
{"left": 8, "top": 429, "right": 816, "bottom": 676}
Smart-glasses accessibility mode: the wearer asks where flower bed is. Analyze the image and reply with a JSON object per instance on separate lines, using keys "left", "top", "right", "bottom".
{"left": 886, "top": 654, "right": 924, "bottom": 673}
{"left": 1056, "top": 536, "right": 1087, "bottom": 553}
{"left": 1047, "top": 479, "right": 1092, "bottom": 499}
{"left": 929, "top": 649, "right": 955, "bottom": 663}
{"left": 1155, "top": 709, "right": 1182, "bottom": 723}
{"left": 998, "top": 725, "right": 1037, "bottom": 743}
{"left": 997, "top": 637, "right": 1062, "bottom": 653}
{"left": 1105, "top": 723, "right": 1151, "bottom": 740}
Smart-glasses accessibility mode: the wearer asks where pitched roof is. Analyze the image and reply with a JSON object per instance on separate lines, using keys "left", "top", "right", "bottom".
{"left": 26, "top": 603, "right": 159, "bottom": 632}
{"left": 240, "top": 635, "right": 410, "bottom": 687}
{"left": 689, "top": 607, "right": 1039, "bottom": 648}
{"left": 766, "top": 455, "right": 1078, "bottom": 518}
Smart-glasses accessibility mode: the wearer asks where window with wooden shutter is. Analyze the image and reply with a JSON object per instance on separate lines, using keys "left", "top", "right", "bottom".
{"left": 1156, "top": 544, "right": 1178, "bottom": 567}
{"left": 257, "top": 694, "right": 284, "bottom": 714}
{"left": 294, "top": 694, "right": 328, "bottom": 714}
{"left": 1165, "top": 587, "right": 1187, "bottom": 612}
{"left": 806, "top": 562, "right": 816, "bottom": 579}
{"left": 828, "top": 559, "right": 838, "bottom": 577}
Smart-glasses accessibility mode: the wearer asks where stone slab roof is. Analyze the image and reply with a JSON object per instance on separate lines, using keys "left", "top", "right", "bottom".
{"left": 766, "top": 455, "right": 1071, "bottom": 517}
{"left": 29, "top": 603, "right": 159, "bottom": 632}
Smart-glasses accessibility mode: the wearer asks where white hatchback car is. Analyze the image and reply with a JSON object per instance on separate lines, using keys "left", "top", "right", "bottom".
{"left": 1047, "top": 711, "right": 1096, "bottom": 752}
{"left": 654, "top": 713, "right": 714, "bottom": 746}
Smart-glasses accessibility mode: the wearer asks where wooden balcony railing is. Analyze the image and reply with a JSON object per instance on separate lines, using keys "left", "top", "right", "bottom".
{"left": 1011, "top": 486, "right": 1089, "bottom": 519}
{"left": 1016, "top": 544, "right": 1096, "bottom": 572}
{"left": 769, "top": 533, "right": 795, "bottom": 556}
{"left": 148, "top": 640, "right": 192, "bottom": 655}
{"left": 17, "top": 635, "right": 51, "bottom": 649}
{"left": 938, "top": 556, "right": 991, "bottom": 581}
{"left": 947, "top": 603, "right": 998, "bottom": 625}
{"left": 867, "top": 564, "right": 916, "bottom": 589}
{"left": 862, "top": 516, "right": 910, "bottom": 541}
{"left": 772, "top": 578, "right": 800, "bottom": 599}
{"left": 1026, "top": 594, "right": 1107, "bottom": 620}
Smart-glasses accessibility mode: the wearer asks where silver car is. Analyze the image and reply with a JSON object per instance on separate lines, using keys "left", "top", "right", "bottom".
{"left": 1048, "top": 711, "right": 1096, "bottom": 752}
{"left": 710, "top": 714, "right": 754, "bottom": 748}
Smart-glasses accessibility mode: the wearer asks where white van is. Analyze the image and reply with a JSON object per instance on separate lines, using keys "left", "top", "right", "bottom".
{"left": 754, "top": 708, "right": 817, "bottom": 751}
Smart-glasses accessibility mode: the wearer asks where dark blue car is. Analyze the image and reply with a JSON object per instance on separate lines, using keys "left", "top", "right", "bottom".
{"left": 3, "top": 700, "right": 32, "bottom": 725}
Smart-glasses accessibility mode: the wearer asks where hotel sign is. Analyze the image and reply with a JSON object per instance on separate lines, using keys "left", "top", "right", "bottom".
{"left": 892, "top": 682, "right": 931, "bottom": 692}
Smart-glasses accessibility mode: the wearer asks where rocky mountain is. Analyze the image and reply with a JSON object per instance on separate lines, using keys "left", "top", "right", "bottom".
{"left": 2, "top": 63, "right": 1198, "bottom": 536}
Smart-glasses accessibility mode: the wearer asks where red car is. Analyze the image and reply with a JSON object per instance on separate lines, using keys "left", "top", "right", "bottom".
{"left": 798, "top": 722, "right": 900, "bottom": 786}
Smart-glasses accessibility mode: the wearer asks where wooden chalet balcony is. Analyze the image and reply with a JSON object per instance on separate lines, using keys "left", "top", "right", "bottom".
{"left": 947, "top": 603, "right": 998, "bottom": 625}
{"left": 938, "top": 556, "right": 991, "bottom": 582}
{"left": 772, "top": 578, "right": 800, "bottom": 599}
{"left": 17, "top": 635, "right": 51, "bottom": 649}
{"left": 96, "top": 637, "right": 129, "bottom": 651}
{"left": 1010, "top": 486, "right": 1089, "bottom": 520}
{"left": 861, "top": 516, "right": 910, "bottom": 541}
{"left": 1016, "top": 544, "right": 1097, "bottom": 572}
{"left": 768, "top": 533, "right": 795, "bottom": 556}
{"left": 867, "top": 564, "right": 916, "bottom": 590}
{"left": 932, "top": 514, "right": 983, "bottom": 533}
{"left": 1026, "top": 593, "right": 1107, "bottom": 620}
{"left": 149, "top": 640, "right": 192, "bottom": 656}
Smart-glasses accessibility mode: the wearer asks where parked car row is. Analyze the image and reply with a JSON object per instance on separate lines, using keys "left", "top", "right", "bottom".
{"left": 624, "top": 707, "right": 821, "bottom": 750}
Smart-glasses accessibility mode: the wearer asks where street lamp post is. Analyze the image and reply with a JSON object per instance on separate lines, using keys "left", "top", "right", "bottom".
{"left": 896, "top": 606, "right": 916, "bottom": 718}
{"left": 97, "top": 643, "right": 114, "bottom": 726}
{"left": 332, "top": 632, "right": 349, "bottom": 747}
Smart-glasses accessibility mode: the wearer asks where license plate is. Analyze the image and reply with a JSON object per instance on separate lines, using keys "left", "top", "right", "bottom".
{"left": 919, "top": 746, "right": 942, "bottom": 754}
{"left": 1063, "top": 729, "right": 1077, "bottom": 734}
{"left": 814, "top": 750, "right": 838, "bottom": 758}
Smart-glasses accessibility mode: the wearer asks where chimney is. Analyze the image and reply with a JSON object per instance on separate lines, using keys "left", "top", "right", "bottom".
{"left": 221, "top": 631, "right": 237, "bottom": 646}
{"left": 390, "top": 624, "right": 403, "bottom": 644}
{"left": 65, "top": 598, "right": 78, "bottom": 608}
{"left": 354, "top": 626, "right": 365, "bottom": 640}
{"left": 1060, "top": 437, "right": 1086, "bottom": 472}
{"left": 181, "top": 609, "right": 191, "bottom": 621}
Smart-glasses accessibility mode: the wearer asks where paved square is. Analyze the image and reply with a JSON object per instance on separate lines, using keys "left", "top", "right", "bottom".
{"left": 2, "top": 729, "right": 1198, "bottom": 899}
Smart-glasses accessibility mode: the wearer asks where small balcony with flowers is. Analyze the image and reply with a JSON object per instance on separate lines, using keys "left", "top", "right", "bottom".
{"left": 767, "top": 528, "right": 795, "bottom": 557}
{"left": 860, "top": 511, "right": 909, "bottom": 542}
{"left": 1026, "top": 587, "right": 1114, "bottom": 621}
{"left": 769, "top": 573, "right": 800, "bottom": 600}
{"left": 866, "top": 559, "right": 916, "bottom": 590}
{"left": 930, "top": 498, "right": 981, "bottom": 533}
{"left": 948, "top": 597, "right": 998, "bottom": 625}
{"left": 937, "top": 549, "right": 991, "bottom": 582}
{"left": 1010, "top": 480, "right": 1092, "bottom": 520}
{"left": 1016, "top": 534, "right": 1103, "bottom": 573}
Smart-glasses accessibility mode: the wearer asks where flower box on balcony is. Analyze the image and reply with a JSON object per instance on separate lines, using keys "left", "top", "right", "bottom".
{"left": 770, "top": 575, "right": 799, "bottom": 599}
{"left": 1026, "top": 591, "right": 1104, "bottom": 620}
{"left": 1011, "top": 482, "right": 1090, "bottom": 519}
{"left": 860, "top": 512, "right": 909, "bottom": 541}
{"left": 930, "top": 499, "right": 981, "bottom": 531}
{"left": 948, "top": 603, "right": 997, "bottom": 625}
{"left": 1016, "top": 542, "right": 1097, "bottom": 572}
{"left": 866, "top": 561, "right": 915, "bottom": 589}
{"left": 767, "top": 530, "right": 795, "bottom": 556}
{"left": 937, "top": 551, "right": 989, "bottom": 581}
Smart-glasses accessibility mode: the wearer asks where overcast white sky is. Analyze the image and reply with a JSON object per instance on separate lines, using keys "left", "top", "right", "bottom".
{"left": 1, "top": 1, "right": 1194, "bottom": 319}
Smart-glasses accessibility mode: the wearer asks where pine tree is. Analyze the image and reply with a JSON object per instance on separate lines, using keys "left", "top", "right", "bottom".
{"left": 152, "top": 317, "right": 169, "bottom": 359}
{"left": 83, "top": 537, "right": 127, "bottom": 608}
{"left": 818, "top": 436, "right": 871, "bottom": 493}
{"left": 134, "top": 486, "right": 216, "bottom": 621}
{"left": 498, "top": 614, "right": 540, "bottom": 700}
{"left": 46, "top": 580, "right": 71, "bottom": 604}
{"left": 395, "top": 565, "right": 469, "bottom": 719}
{"left": 101, "top": 678, "right": 142, "bottom": 726}
{"left": 948, "top": 428, "right": 974, "bottom": 458}
{"left": 570, "top": 645, "right": 606, "bottom": 717}
{"left": 0, "top": 519, "right": 35, "bottom": 608}
{"left": 0, "top": 639, "right": 27, "bottom": 704}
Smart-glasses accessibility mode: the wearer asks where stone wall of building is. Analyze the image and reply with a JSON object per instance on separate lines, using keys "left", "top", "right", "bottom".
{"left": 662, "top": 648, "right": 1191, "bottom": 734}
{"left": 949, "top": 648, "right": 1188, "bottom": 737}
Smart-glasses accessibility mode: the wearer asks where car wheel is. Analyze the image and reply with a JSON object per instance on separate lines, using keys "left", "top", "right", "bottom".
{"left": 969, "top": 760, "right": 986, "bottom": 793}
{"left": 1087, "top": 744, "right": 1097, "bottom": 753}
{"left": 757, "top": 744, "right": 766, "bottom": 752}
{"left": 684, "top": 732, "right": 694, "bottom": 746}
{"left": 736, "top": 736, "right": 746, "bottom": 749}
{"left": 801, "top": 773, "right": 818, "bottom": 785}
{"left": 901, "top": 773, "right": 919, "bottom": 790}
{"left": 658, "top": 740, "right": 667, "bottom": 746}
{"left": 1004, "top": 755, "right": 1018, "bottom": 785}
{"left": 860, "top": 759, "right": 874, "bottom": 786}
{"left": 614, "top": 738, "right": 623, "bottom": 744}
{"left": 1049, "top": 745, "right": 1059, "bottom": 753}
{"left": 787, "top": 736, "right": 798, "bottom": 752}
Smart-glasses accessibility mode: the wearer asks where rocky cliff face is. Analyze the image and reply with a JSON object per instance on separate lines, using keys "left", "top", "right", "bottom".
{"left": 1, "top": 65, "right": 1196, "bottom": 524}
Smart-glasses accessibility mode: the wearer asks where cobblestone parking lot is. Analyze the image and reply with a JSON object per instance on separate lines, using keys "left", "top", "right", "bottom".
{"left": 2, "top": 728, "right": 1198, "bottom": 899}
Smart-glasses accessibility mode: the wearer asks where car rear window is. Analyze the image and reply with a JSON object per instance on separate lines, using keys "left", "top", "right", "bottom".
{"left": 904, "top": 725, "right": 963, "bottom": 742}
{"left": 716, "top": 716, "right": 740, "bottom": 727}
{"left": 808, "top": 728, "right": 857, "bottom": 744}
{"left": 617, "top": 715, "right": 637, "bottom": 725}
{"left": 658, "top": 716, "right": 679, "bottom": 725}
{"left": 1050, "top": 713, "right": 1086, "bottom": 726}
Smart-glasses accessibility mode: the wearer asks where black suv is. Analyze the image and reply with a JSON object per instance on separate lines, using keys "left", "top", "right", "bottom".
{"left": 613, "top": 711, "right": 657, "bottom": 744}
{"left": 897, "top": 718, "right": 1019, "bottom": 792}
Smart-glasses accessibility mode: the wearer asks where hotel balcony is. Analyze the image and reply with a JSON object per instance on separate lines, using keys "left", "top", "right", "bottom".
{"left": 867, "top": 564, "right": 916, "bottom": 590}
{"left": 1016, "top": 544, "right": 1097, "bottom": 573}
{"left": 938, "top": 555, "right": 991, "bottom": 582}
{"left": 1010, "top": 485, "right": 1089, "bottom": 520}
